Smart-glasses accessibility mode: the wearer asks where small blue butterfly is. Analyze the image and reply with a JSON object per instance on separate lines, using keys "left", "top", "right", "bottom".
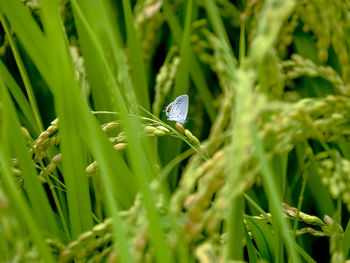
{"left": 165, "top": 95, "right": 188, "bottom": 124}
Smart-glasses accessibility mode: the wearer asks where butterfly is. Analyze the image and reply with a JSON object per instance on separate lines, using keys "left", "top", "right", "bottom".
{"left": 165, "top": 95, "right": 189, "bottom": 124}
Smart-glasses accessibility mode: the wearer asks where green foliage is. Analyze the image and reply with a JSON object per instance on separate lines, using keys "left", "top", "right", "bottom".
{"left": 0, "top": 0, "right": 350, "bottom": 262}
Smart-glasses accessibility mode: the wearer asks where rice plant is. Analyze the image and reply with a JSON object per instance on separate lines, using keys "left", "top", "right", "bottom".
{"left": 0, "top": 0, "right": 350, "bottom": 262}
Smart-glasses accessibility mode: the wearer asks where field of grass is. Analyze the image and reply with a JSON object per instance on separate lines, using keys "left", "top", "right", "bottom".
{"left": 1, "top": 0, "right": 350, "bottom": 262}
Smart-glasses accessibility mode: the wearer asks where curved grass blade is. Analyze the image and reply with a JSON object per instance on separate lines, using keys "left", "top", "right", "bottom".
{"left": 245, "top": 216, "right": 275, "bottom": 262}
{"left": 162, "top": 0, "right": 215, "bottom": 122}
{"left": 0, "top": 61, "right": 38, "bottom": 136}
{"left": 67, "top": 2, "right": 175, "bottom": 261}
{"left": 0, "top": 13, "right": 43, "bottom": 134}
{"left": 121, "top": 0, "right": 150, "bottom": 109}
{"left": 0, "top": 0, "right": 52, "bottom": 87}
{"left": 244, "top": 225, "right": 259, "bottom": 263}
{"left": 251, "top": 125, "right": 301, "bottom": 263}
{"left": 0, "top": 80, "right": 57, "bottom": 262}
{"left": 0, "top": 77, "right": 61, "bottom": 239}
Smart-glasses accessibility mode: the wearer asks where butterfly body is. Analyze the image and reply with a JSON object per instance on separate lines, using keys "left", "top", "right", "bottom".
{"left": 165, "top": 95, "right": 188, "bottom": 124}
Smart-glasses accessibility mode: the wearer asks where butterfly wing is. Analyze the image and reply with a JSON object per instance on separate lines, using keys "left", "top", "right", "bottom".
{"left": 175, "top": 95, "right": 188, "bottom": 122}
{"left": 165, "top": 102, "right": 174, "bottom": 118}
{"left": 166, "top": 95, "right": 189, "bottom": 124}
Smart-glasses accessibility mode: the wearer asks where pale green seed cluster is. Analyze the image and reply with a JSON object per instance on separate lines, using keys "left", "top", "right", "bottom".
{"left": 277, "top": 13, "right": 299, "bottom": 58}
{"left": 206, "top": 91, "right": 233, "bottom": 152}
{"left": 316, "top": 151, "right": 350, "bottom": 211}
{"left": 176, "top": 150, "right": 227, "bottom": 242}
{"left": 283, "top": 203, "right": 344, "bottom": 242}
{"left": 296, "top": 0, "right": 330, "bottom": 62}
{"left": 190, "top": 19, "right": 210, "bottom": 55}
{"left": 205, "top": 94, "right": 267, "bottom": 233}
{"left": 190, "top": 18, "right": 236, "bottom": 93}
{"left": 197, "top": 0, "right": 241, "bottom": 27}
{"left": 118, "top": 51, "right": 140, "bottom": 114}
{"left": 50, "top": 186, "right": 169, "bottom": 262}
{"left": 145, "top": 125, "right": 170, "bottom": 137}
{"left": 283, "top": 203, "right": 326, "bottom": 227}
{"left": 195, "top": 240, "right": 222, "bottom": 263}
{"left": 197, "top": 28, "right": 234, "bottom": 92}
{"left": 152, "top": 51, "right": 180, "bottom": 116}
{"left": 257, "top": 49, "right": 285, "bottom": 100}
{"left": 215, "top": 0, "right": 241, "bottom": 27}
{"left": 175, "top": 123, "right": 200, "bottom": 146}
{"left": 243, "top": 0, "right": 265, "bottom": 44}
{"left": 164, "top": 76, "right": 260, "bottom": 248}
{"left": 31, "top": 117, "right": 197, "bottom": 181}
{"left": 0, "top": 185, "right": 39, "bottom": 261}
{"left": 10, "top": 159, "right": 24, "bottom": 188}
{"left": 57, "top": 218, "right": 113, "bottom": 262}
{"left": 86, "top": 123, "right": 187, "bottom": 178}
{"left": 70, "top": 45, "right": 90, "bottom": 98}
{"left": 296, "top": 0, "right": 350, "bottom": 83}
{"left": 38, "top": 153, "right": 62, "bottom": 183}
{"left": 119, "top": 193, "right": 150, "bottom": 261}
{"left": 261, "top": 95, "right": 350, "bottom": 155}
{"left": 283, "top": 54, "right": 349, "bottom": 95}
{"left": 31, "top": 118, "right": 60, "bottom": 162}
{"left": 134, "top": 0, "right": 165, "bottom": 66}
